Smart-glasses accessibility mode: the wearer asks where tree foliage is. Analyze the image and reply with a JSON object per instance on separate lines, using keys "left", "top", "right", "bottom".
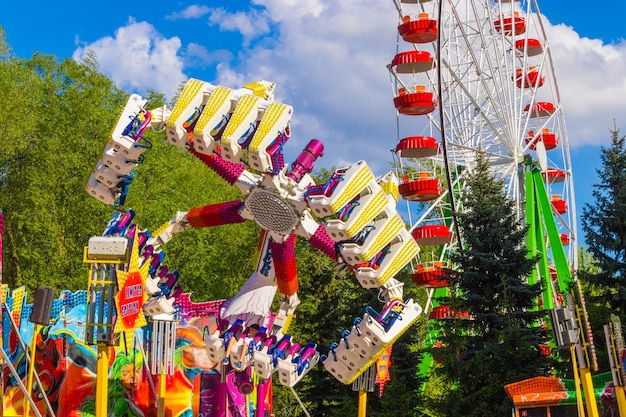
{"left": 433, "top": 153, "right": 552, "bottom": 417}
{"left": 0, "top": 42, "right": 259, "bottom": 301}
{"left": 0, "top": 51, "right": 126, "bottom": 291}
{"left": 581, "top": 128, "right": 626, "bottom": 315}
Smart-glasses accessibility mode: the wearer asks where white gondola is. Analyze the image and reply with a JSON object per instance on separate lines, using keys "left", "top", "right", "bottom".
{"left": 344, "top": 326, "right": 380, "bottom": 358}
{"left": 220, "top": 94, "right": 271, "bottom": 163}
{"left": 192, "top": 86, "right": 235, "bottom": 155}
{"left": 322, "top": 351, "right": 356, "bottom": 385}
{"left": 165, "top": 78, "right": 216, "bottom": 148}
{"left": 253, "top": 348, "right": 278, "bottom": 380}
{"left": 102, "top": 144, "right": 136, "bottom": 176}
{"left": 323, "top": 182, "right": 390, "bottom": 242}
{"left": 85, "top": 174, "right": 116, "bottom": 205}
{"left": 277, "top": 344, "right": 320, "bottom": 387}
{"left": 361, "top": 299, "right": 422, "bottom": 344}
{"left": 247, "top": 102, "right": 292, "bottom": 172}
{"left": 353, "top": 229, "right": 419, "bottom": 288}
{"left": 306, "top": 161, "right": 375, "bottom": 217}
{"left": 143, "top": 296, "right": 175, "bottom": 316}
{"left": 204, "top": 332, "right": 227, "bottom": 363}
{"left": 110, "top": 93, "right": 149, "bottom": 159}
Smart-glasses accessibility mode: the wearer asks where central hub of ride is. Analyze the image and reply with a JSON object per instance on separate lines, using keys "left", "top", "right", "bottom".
{"left": 243, "top": 189, "right": 300, "bottom": 236}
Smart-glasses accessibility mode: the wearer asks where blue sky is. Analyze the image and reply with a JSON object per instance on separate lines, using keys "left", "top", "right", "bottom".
{"left": 2, "top": 0, "right": 626, "bottom": 246}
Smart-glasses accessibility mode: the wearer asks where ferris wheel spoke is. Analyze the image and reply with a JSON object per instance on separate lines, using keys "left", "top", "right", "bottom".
{"left": 445, "top": 8, "right": 513, "bottom": 130}
{"left": 439, "top": 58, "right": 513, "bottom": 153}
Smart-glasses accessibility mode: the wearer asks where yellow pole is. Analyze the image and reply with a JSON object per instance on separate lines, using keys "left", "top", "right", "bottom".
{"left": 357, "top": 390, "right": 367, "bottom": 417}
{"left": 23, "top": 324, "right": 40, "bottom": 417}
{"left": 579, "top": 366, "right": 599, "bottom": 417}
{"left": 614, "top": 384, "right": 626, "bottom": 417}
{"left": 95, "top": 345, "right": 110, "bottom": 417}
{"left": 158, "top": 373, "right": 167, "bottom": 414}
{"left": 605, "top": 322, "right": 626, "bottom": 417}
{"left": 571, "top": 295, "right": 598, "bottom": 417}
{"left": 570, "top": 345, "right": 586, "bottom": 417}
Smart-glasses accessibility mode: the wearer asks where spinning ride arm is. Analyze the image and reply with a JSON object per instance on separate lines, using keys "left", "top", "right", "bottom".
{"left": 86, "top": 78, "right": 423, "bottom": 387}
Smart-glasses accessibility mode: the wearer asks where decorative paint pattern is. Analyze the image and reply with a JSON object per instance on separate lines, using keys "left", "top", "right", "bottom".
{"left": 1, "top": 286, "right": 271, "bottom": 417}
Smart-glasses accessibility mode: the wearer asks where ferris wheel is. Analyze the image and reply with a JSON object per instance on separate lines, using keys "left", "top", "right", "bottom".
{"left": 388, "top": 0, "right": 577, "bottom": 314}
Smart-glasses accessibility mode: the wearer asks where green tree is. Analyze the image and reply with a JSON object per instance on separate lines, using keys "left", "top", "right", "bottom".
{"left": 0, "top": 51, "right": 127, "bottom": 291}
{"left": 0, "top": 41, "right": 258, "bottom": 299}
{"left": 577, "top": 243, "right": 621, "bottom": 376}
{"left": 581, "top": 128, "right": 626, "bottom": 316}
{"left": 434, "top": 153, "right": 552, "bottom": 417}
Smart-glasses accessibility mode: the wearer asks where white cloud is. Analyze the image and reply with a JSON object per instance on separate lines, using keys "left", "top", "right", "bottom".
{"left": 207, "top": 7, "right": 272, "bottom": 46}
{"left": 546, "top": 23, "right": 626, "bottom": 146}
{"left": 69, "top": 1, "right": 626, "bottom": 181}
{"left": 72, "top": 19, "right": 187, "bottom": 101}
{"left": 252, "top": 0, "right": 327, "bottom": 20}
{"left": 213, "top": 0, "right": 400, "bottom": 174}
{"left": 208, "top": 1, "right": 626, "bottom": 177}
{"left": 166, "top": 5, "right": 211, "bottom": 20}
{"left": 184, "top": 43, "right": 234, "bottom": 68}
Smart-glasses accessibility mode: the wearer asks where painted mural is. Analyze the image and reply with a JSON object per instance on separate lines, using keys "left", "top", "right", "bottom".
{"left": 1, "top": 286, "right": 271, "bottom": 417}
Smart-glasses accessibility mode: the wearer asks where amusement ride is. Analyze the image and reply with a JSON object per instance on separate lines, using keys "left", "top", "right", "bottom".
{"left": 2, "top": 0, "right": 625, "bottom": 416}
{"left": 4, "top": 75, "right": 422, "bottom": 417}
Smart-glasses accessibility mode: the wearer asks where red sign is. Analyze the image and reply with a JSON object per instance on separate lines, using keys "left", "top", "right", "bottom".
{"left": 117, "top": 271, "right": 144, "bottom": 328}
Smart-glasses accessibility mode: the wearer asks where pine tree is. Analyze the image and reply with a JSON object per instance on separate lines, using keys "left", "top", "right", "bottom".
{"left": 434, "top": 153, "right": 551, "bottom": 417}
{"left": 581, "top": 128, "right": 626, "bottom": 315}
